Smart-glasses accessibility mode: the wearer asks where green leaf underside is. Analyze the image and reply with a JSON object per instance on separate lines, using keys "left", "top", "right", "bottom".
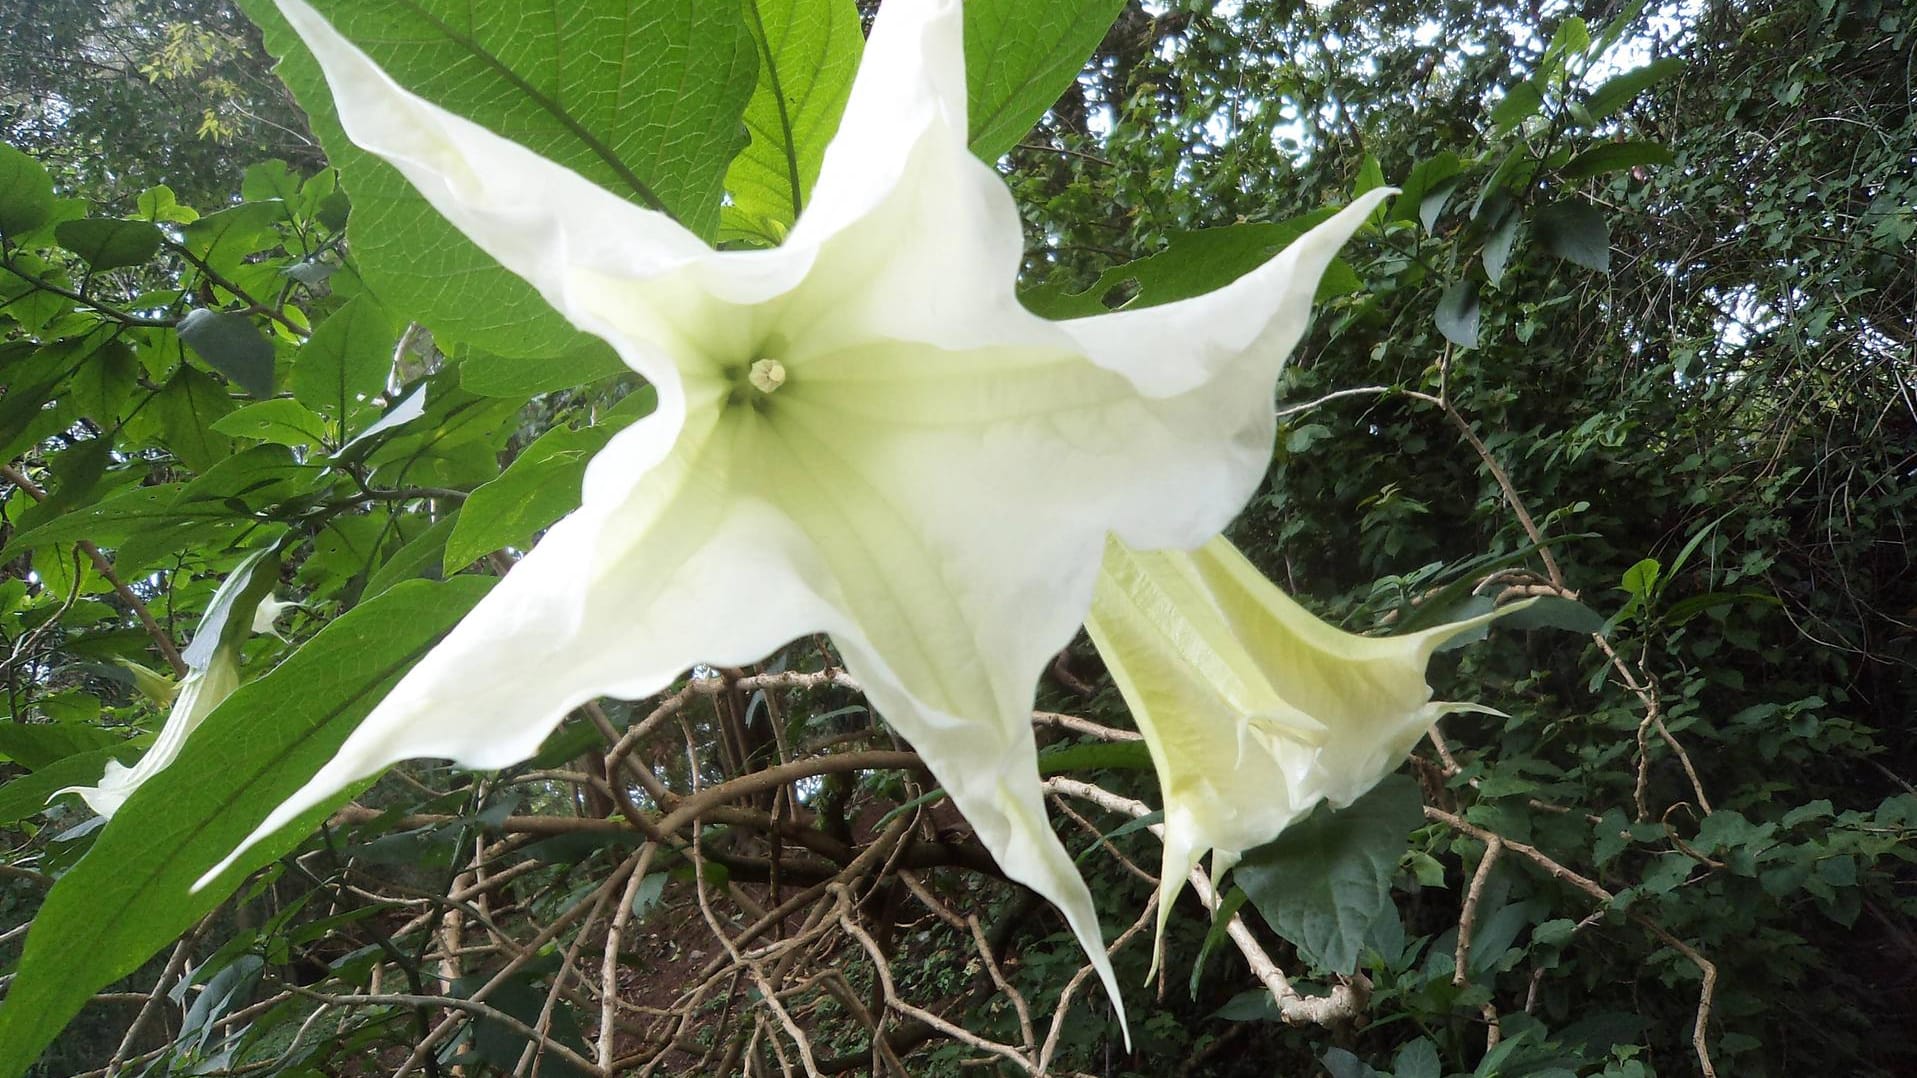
{"left": 178, "top": 308, "right": 278, "bottom": 399}
{"left": 456, "top": 338, "right": 628, "bottom": 398}
{"left": 445, "top": 382, "right": 656, "bottom": 565}
{"left": 444, "top": 423, "right": 618, "bottom": 567}
{"left": 723, "top": 0, "right": 862, "bottom": 243}
{"left": 964, "top": 0, "right": 1127, "bottom": 161}
{"left": 1232, "top": 775, "right": 1424, "bottom": 974}
{"left": 1562, "top": 140, "right": 1675, "bottom": 180}
{"left": 53, "top": 217, "right": 164, "bottom": 270}
{"left": 152, "top": 364, "right": 239, "bottom": 474}
{"left": 0, "top": 143, "right": 57, "bottom": 235}
{"left": 0, "top": 723, "right": 123, "bottom": 770}
{"left": 1586, "top": 57, "right": 1684, "bottom": 121}
{"left": 0, "top": 578, "right": 492, "bottom": 1078}
{"left": 291, "top": 295, "right": 397, "bottom": 436}
{"left": 1021, "top": 211, "right": 1361, "bottom": 320}
{"left": 236, "top": 0, "right": 757, "bottom": 357}
{"left": 1435, "top": 278, "right": 1481, "bottom": 348}
{"left": 1536, "top": 198, "right": 1612, "bottom": 272}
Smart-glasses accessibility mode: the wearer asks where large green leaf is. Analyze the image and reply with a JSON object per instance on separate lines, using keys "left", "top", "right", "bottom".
{"left": 0, "top": 341, "right": 82, "bottom": 461}
{"left": 1021, "top": 211, "right": 1363, "bottom": 320}
{"left": 0, "top": 144, "right": 54, "bottom": 236}
{"left": 237, "top": 0, "right": 757, "bottom": 357}
{"left": 52, "top": 217, "right": 164, "bottom": 271}
{"left": 1536, "top": 197, "right": 1611, "bottom": 273}
{"left": 290, "top": 295, "right": 396, "bottom": 437}
{"left": 1232, "top": 775, "right": 1424, "bottom": 974}
{"left": 723, "top": 0, "right": 862, "bottom": 243}
{"left": 964, "top": 0, "right": 1126, "bottom": 161}
{"left": 444, "top": 427, "right": 605, "bottom": 568}
{"left": 152, "top": 363, "right": 239, "bottom": 473}
{"left": 0, "top": 723, "right": 122, "bottom": 770}
{"left": 0, "top": 577, "right": 492, "bottom": 1078}
{"left": 456, "top": 338, "right": 628, "bottom": 399}
{"left": 1585, "top": 57, "right": 1684, "bottom": 121}
{"left": 443, "top": 386, "right": 656, "bottom": 566}
{"left": 178, "top": 200, "right": 288, "bottom": 274}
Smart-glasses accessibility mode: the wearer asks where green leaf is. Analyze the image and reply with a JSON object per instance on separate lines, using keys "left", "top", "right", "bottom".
{"left": 1393, "top": 1039, "right": 1442, "bottom": 1078}
{"left": 179, "top": 200, "right": 288, "bottom": 273}
{"left": 291, "top": 296, "right": 395, "bottom": 435}
{"left": 964, "top": 0, "right": 1126, "bottom": 160}
{"left": 0, "top": 341, "right": 83, "bottom": 461}
{"left": 241, "top": 158, "right": 304, "bottom": 203}
{"left": 1561, "top": 140, "right": 1675, "bottom": 180}
{"left": 1233, "top": 775, "right": 1423, "bottom": 974}
{"left": 1033, "top": 739, "right": 1153, "bottom": 775}
{"left": 135, "top": 184, "right": 199, "bottom": 224}
{"left": 1353, "top": 153, "right": 1386, "bottom": 198}
{"left": 0, "top": 723, "right": 123, "bottom": 770}
{"left": 0, "top": 144, "right": 56, "bottom": 236}
{"left": 0, "top": 577, "right": 492, "bottom": 1078}
{"left": 456, "top": 338, "right": 628, "bottom": 399}
{"left": 1620, "top": 557, "right": 1662, "bottom": 600}
{"left": 1435, "top": 279, "right": 1481, "bottom": 348}
{"left": 1497, "top": 595, "right": 1607, "bottom": 635}
{"left": 178, "top": 309, "right": 278, "bottom": 399}
{"left": 0, "top": 485, "right": 183, "bottom": 564}
{"left": 365, "top": 512, "right": 460, "bottom": 596}
{"left": 444, "top": 427, "right": 610, "bottom": 567}
{"left": 1391, "top": 152, "right": 1461, "bottom": 226}
{"left": 1321, "top": 1047, "right": 1383, "bottom": 1078}
{"left": 1190, "top": 886, "right": 1249, "bottom": 999}
{"left": 444, "top": 386, "right": 656, "bottom": 566}
{"left": 1491, "top": 79, "right": 1544, "bottom": 134}
{"left": 1542, "top": 16, "right": 1591, "bottom": 73}
{"left": 238, "top": 0, "right": 757, "bottom": 356}
{"left": 0, "top": 745, "right": 141, "bottom": 826}
{"left": 1585, "top": 57, "right": 1684, "bottom": 121}
{"left": 723, "top": 0, "right": 863, "bottom": 242}
{"left": 1535, "top": 198, "right": 1611, "bottom": 272}
{"left": 53, "top": 218, "right": 164, "bottom": 271}
{"left": 1022, "top": 210, "right": 1361, "bottom": 320}
{"left": 210, "top": 398, "right": 331, "bottom": 449}
{"left": 1481, "top": 204, "right": 1521, "bottom": 288}
{"left": 152, "top": 363, "right": 239, "bottom": 472}
{"left": 1663, "top": 589, "right": 1778, "bottom": 626}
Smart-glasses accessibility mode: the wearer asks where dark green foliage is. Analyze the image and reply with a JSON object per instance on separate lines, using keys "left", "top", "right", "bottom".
{"left": 1, "top": 0, "right": 1910, "bottom": 1074}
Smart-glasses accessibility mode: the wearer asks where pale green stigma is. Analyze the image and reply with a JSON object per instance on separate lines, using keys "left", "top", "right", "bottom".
{"left": 748, "top": 358, "right": 787, "bottom": 394}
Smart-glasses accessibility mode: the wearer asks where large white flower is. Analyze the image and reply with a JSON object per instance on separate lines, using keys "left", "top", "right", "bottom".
{"left": 1086, "top": 537, "right": 1512, "bottom": 971}
{"left": 209, "top": 0, "right": 1390, "bottom": 1019}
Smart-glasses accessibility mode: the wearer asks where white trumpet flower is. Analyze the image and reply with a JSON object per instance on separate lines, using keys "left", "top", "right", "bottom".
{"left": 1086, "top": 537, "right": 1512, "bottom": 972}
{"left": 61, "top": 551, "right": 278, "bottom": 818}
{"left": 207, "top": 0, "right": 1391, "bottom": 1025}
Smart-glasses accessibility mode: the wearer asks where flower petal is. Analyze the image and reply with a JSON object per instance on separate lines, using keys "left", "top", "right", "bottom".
{"left": 273, "top": 0, "right": 712, "bottom": 378}
{"left": 794, "top": 0, "right": 970, "bottom": 247}
{"left": 199, "top": 401, "right": 755, "bottom": 882}
{"left": 59, "top": 550, "right": 278, "bottom": 817}
{"left": 1062, "top": 190, "right": 1393, "bottom": 397}
{"left": 1086, "top": 536, "right": 1511, "bottom": 971}
{"left": 739, "top": 405, "right": 1129, "bottom": 1030}
{"left": 774, "top": 0, "right": 1045, "bottom": 361}
{"left": 59, "top": 660, "right": 243, "bottom": 818}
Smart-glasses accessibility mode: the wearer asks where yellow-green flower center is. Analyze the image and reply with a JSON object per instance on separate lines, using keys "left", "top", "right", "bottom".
{"left": 748, "top": 357, "right": 787, "bottom": 395}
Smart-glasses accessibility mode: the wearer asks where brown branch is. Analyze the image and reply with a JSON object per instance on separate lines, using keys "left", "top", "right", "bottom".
{"left": 1423, "top": 805, "right": 1718, "bottom": 1077}
{"left": 0, "top": 461, "right": 188, "bottom": 675}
